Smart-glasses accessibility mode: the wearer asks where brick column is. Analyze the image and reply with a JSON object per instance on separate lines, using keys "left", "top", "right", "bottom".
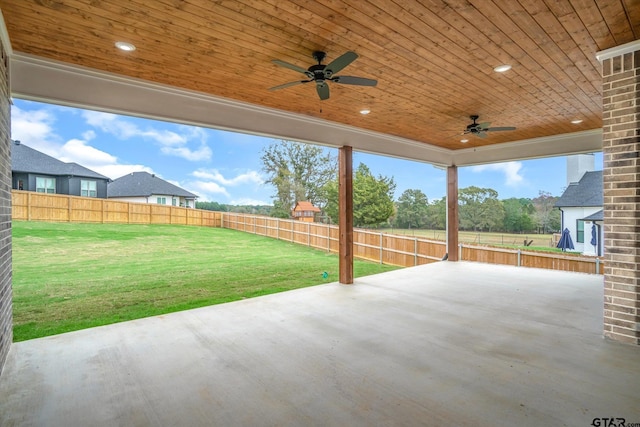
{"left": 599, "top": 41, "right": 640, "bottom": 345}
{"left": 0, "top": 37, "right": 12, "bottom": 373}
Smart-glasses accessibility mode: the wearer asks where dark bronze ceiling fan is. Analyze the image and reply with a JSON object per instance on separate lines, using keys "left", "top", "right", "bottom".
{"left": 269, "top": 51, "right": 377, "bottom": 100}
{"left": 461, "top": 115, "right": 516, "bottom": 138}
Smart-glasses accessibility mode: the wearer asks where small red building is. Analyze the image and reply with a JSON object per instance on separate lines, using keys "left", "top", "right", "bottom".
{"left": 292, "top": 201, "right": 320, "bottom": 222}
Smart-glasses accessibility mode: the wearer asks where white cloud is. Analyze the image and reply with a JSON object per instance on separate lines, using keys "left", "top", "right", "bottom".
{"left": 82, "top": 130, "right": 96, "bottom": 141}
{"left": 188, "top": 181, "right": 230, "bottom": 198}
{"left": 184, "top": 169, "right": 266, "bottom": 202}
{"left": 230, "top": 198, "right": 271, "bottom": 206}
{"left": 82, "top": 111, "right": 212, "bottom": 161}
{"left": 192, "top": 168, "right": 263, "bottom": 186}
{"left": 59, "top": 139, "right": 153, "bottom": 179}
{"left": 11, "top": 106, "right": 61, "bottom": 154}
{"left": 11, "top": 105, "right": 153, "bottom": 180}
{"left": 471, "top": 161, "right": 524, "bottom": 187}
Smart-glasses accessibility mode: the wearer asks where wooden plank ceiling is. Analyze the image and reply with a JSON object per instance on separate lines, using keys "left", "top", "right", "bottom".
{"left": 0, "top": 0, "right": 638, "bottom": 150}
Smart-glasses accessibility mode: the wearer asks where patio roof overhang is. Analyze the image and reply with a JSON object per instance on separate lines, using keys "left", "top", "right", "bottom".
{"left": 1, "top": 1, "right": 637, "bottom": 166}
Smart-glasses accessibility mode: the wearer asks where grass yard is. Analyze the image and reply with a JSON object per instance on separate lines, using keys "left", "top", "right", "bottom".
{"left": 12, "top": 221, "right": 398, "bottom": 341}
{"left": 381, "top": 228, "right": 558, "bottom": 250}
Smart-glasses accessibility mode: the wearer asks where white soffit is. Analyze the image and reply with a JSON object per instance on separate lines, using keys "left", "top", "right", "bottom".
{"left": 10, "top": 53, "right": 602, "bottom": 167}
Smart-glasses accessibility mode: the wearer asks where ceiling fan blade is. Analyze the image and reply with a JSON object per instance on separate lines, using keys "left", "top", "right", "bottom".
{"left": 332, "top": 76, "right": 377, "bottom": 86}
{"left": 476, "top": 132, "right": 488, "bottom": 138}
{"left": 477, "top": 122, "right": 491, "bottom": 129}
{"left": 268, "top": 80, "right": 310, "bottom": 91}
{"left": 325, "top": 51, "right": 358, "bottom": 75}
{"left": 272, "top": 59, "right": 311, "bottom": 76}
{"left": 487, "top": 126, "right": 516, "bottom": 132}
{"left": 317, "top": 83, "right": 330, "bottom": 100}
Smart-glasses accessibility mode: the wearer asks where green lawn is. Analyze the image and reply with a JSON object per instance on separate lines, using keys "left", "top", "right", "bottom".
{"left": 12, "top": 221, "right": 398, "bottom": 341}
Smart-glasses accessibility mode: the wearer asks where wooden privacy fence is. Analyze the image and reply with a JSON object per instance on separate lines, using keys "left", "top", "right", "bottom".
{"left": 12, "top": 191, "right": 604, "bottom": 273}
{"left": 11, "top": 191, "right": 222, "bottom": 227}
{"left": 223, "top": 212, "right": 446, "bottom": 268}
{"left": 460, "top": 244, "right": 604, "bottom": 275}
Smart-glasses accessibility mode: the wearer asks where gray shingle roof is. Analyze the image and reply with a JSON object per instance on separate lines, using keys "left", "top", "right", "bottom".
{"left": 554, "top": 170, "right": 603, "bottom": 208}
{"left": 107, "top": 171, "right": 197, "bottom": 199}
{"left": 582, "top": 209, "right": 604, "bottom": 221}
{"left": 11, "top": 141, "right": 110, "bottom": 180}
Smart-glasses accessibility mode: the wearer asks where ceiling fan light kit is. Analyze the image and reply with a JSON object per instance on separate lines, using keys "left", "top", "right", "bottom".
{"left": 269, "top": 51, "right": 378, "bottom": 100}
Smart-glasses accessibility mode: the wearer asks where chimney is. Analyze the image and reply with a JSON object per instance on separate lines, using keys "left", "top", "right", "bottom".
{"left": 566, "top": 154, "right": 594, "bottom": 186}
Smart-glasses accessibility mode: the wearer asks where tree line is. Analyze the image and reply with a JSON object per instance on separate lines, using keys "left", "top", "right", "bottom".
{"left": 199, "top": 140, "right": 561, "bottom": 233}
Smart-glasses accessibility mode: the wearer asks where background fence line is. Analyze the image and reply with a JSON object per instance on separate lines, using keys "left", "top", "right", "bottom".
{"left": 11, "top": 190, "right": 222, "bottom": 227}
{"left": 12, "top": 191, "right": 603, "bottom": 273}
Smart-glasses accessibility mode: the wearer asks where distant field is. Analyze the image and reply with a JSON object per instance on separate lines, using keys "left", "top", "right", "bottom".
{"left": 12, "top": 221, "right": 398, "bottom": 341}
{"left": 380, "top": 228, "right": 557, "bottom": 249}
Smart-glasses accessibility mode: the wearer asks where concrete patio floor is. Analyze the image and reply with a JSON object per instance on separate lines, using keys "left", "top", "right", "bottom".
{"left": 1, "top": 261, "right": 639, "bottom": 427}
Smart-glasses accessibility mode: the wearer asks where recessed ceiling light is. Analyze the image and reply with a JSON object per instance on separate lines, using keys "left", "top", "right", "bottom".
{"left": 571, "top": 119, "right": 583, "bottom": 124}
{"left": 461, "top": 139, "right": 469, "bottom": 143}
{"left": 494, "top": 64, "right": 512, "bottom": 73}
{"left": 115, "top": 41, "right": 136, "bottom": 52}
{"left": 360, "top": 109, "right": 371, "bottom": 115}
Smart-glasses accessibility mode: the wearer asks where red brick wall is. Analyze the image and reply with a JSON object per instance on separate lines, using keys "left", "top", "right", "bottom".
{"left": 602, "top": 49, "right": 640, "bottom": 345}
{"left": 0, "top": 37, "right": 12, "bottom": 373}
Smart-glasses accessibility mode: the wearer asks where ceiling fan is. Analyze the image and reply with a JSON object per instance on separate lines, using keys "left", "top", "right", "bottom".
{"left": 269, "top": 51, "right": 377, "bottom": 100}
{"left": 461, "top": 115, "right": 516, "bottom": 139}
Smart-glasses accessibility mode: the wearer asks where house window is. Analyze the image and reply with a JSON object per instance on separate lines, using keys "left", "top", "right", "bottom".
{"left": 576, "top": 219, "right": 585, "bottom": 243}
{"left": 36, "top": 177, "right": 56, "bottom": 194}
{"left": 81, "top": 180, "right": 97, "bottom": 197}
{"left": 172, "top": 198, "right": 177, "bottom": 206}
{"left": 17, "top": 180, "right": 24, "bottom": 190}
{"left": 157, "top": 197, "right": 166, "bottom": 205}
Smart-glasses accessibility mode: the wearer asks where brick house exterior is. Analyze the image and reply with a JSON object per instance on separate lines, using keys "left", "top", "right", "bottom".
{"left": 601, "top": 47, "right": 640, "bottom": 345}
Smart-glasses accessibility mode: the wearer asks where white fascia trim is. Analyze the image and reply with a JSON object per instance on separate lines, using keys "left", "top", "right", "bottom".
{"left": 10, "top": 53, "right": 452, "bottom": 166}
{"left": 451, "top": 129, "right": 602, "bottom": 167}
{"left": 596, "top": 40, "right": 640, "bottom": 62}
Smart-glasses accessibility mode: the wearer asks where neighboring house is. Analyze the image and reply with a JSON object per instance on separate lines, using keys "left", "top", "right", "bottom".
{"left": 555, "top": 154, "right": 603, "bottom": 256}
{"left": 107, "top": 171, "right": 197, "bottom": 208}
{"left": 292, "top": 201, "right": 321, "bottom": 222}
{"left": 11, "top": 140, "right": 110, "bottom": 198}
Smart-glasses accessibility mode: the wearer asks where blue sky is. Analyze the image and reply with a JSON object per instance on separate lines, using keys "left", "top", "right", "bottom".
{"left": 11, "top": 99, "right": 602, "bottom": 204}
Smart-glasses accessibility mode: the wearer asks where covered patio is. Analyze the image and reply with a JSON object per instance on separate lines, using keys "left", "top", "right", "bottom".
{"left": 1, "top": 262, "right": 638, "bottom": 426}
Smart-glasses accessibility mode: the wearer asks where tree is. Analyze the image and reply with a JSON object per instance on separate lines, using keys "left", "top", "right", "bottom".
{"left": 458, "top": 186, "right": 504, "bottom": 231}
{"left": 395, "top": 189, "right": 429, "bottom": 229}
{"left": 260, "top": 140, "right": 337, "bottom": 217}
{"left": 426, "top": 197, "right": 447, "bottom": 230}
{"left": 502, "top": 198, "right": 535, "bottom": 233}
{"left": 324, "top": 163, "right": 396, "bottom": 227}
{"left": 531, "top": 191, "right": 561, "bottom": 233}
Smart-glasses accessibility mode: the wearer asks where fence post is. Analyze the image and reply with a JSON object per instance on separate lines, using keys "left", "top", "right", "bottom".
{"left": 327, "top": 223, "right": 330, "bottom": 252}
{"left": 308, "top": 222, "right": 311, "bottom": 246}
{"left": 517, "top": 249, "right": 521, "bottom": 267}
{"left": 102, "top": 199, "right": 105, "bottom": 224}
{"left": 68, "top": 195, "right": 72, "bottom": 222}
{"left": 414, "top": 237, "right": 418, "bottom": 266}
{"left": 596, "top": 258, "right": 600, "bottom": 274}
{"left": 380, "top": 232, "right": 383, "bottom": 264}
{"left": 291, "top": 220, "right": 295, "bottom": 243}
{"left": 459, "top": 244, "right": 463, "bottom": 261}
{"left": 277, "top": 218, "right": 280, "bottom": 240}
